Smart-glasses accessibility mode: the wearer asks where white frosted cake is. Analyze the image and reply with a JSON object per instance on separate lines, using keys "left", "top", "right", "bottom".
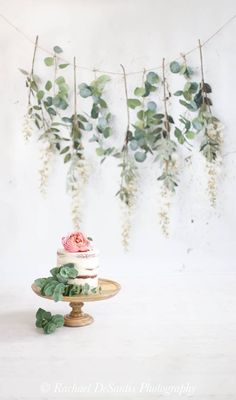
{"left": 57, "top": 231, "right": 99, "bottom": 292}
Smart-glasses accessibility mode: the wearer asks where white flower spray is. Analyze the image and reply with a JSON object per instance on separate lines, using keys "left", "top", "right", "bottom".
{"left": 204, "top": 122, "right": 223, "bottom": 207}
{"left": 120, "top": 160, "right": 139, "bottom": 250}
{"left": 67, "top": 156, "right": 90, "bottom": 230}
{"left": 22, "top": 110, "right": 34, "bottom": 141}
{"left": 38, "top": 139, "right": 54, "bottom": 196}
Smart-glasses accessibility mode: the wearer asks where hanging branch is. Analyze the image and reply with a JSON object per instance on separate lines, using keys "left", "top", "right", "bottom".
{"left": 27, "top": 35, "right": 39, "bottom": 108}
{"left": 120, "top": 64, "right": 130, "bottom": 148}
{"left": 162, "top": 58, "right": 170, "bottom": 138}
{"left": 198, "top": 39, "right": 211, "bottom": 113}
{"left": 73, "top": 57, "right": 78, "bottom": 125}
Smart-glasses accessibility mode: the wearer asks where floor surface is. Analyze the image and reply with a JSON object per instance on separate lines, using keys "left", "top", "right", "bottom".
{"left": 0, "top": 273, "right": 235, "bottom": 399}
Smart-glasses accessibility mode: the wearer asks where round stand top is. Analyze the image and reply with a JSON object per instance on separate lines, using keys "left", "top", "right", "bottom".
{"left": 32, "top": 278, "right": 121, "bottom": 303}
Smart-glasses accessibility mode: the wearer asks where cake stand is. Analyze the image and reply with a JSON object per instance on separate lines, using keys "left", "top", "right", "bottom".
{"left": 32, "top": 278, "right": 121, "bottom": 327}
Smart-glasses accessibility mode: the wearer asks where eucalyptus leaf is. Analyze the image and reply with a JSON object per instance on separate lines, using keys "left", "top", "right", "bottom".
{"left": 146, "top": 71, "right": 159, "bottom": 84}
{"left": 45, "top": 81, "right": 52, "bottom": 91}
{"left": 53, "top": 45, "right": 63, "bottom": 54}
{"left": 59, "top": 63, "right": 69, "bottom": 69}
{"left": 127, "top": 99, "right": 141, "bottom": 109}
{"left": 44, "top": 57, "right": 54, "bottom": 66}
{"left": 134, "top": 151, "right": 146, "bottom": 162}
{"left": 170, "top": 61, "right": 181, "bottom": 73}
{"left": 134, "top": 87, "right": 146, "bottom": 96}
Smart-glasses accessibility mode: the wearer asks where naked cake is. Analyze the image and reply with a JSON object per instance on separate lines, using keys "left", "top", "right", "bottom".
{"left": 57, "top": 231, "right": 99, "bottom": 292}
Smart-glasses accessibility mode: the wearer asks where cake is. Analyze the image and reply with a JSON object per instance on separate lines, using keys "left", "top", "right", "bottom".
{"left": 57, "top": 231, "right": 99, "bottom": 292}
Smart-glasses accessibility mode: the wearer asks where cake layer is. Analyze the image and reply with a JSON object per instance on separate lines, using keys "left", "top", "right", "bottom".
{"left": 57, "top": 248, "right": 99, "bottom": 291}
{"left": 68, "top": 276, "right": 98, "bottom": 289}
{"left": 57, "top": 248, "right": 99, "bottom": 270}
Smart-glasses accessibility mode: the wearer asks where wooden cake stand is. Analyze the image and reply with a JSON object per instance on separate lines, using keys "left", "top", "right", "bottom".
{"left": 32, "top": 278, "right": 121, "bottom": 327}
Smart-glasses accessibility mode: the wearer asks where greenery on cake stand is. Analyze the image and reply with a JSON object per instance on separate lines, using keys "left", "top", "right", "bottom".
{"left": 34, "top": 263, "right": 100, "bottom": 302}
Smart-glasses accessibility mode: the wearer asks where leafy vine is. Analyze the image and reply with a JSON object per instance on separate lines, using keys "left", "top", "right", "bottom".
{"left": 20, "top": 40, "right": 224, "bottom": 246}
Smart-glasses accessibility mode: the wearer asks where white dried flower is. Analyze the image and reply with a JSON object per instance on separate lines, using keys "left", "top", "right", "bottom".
{"left": 38, "top": 139, "right": 53, "bottom": 196}
{"left": 67, "top": 156, "right": 90, "bottom": 230}
{"left": 22, "top": 111, "right": 33, "bottom": 141}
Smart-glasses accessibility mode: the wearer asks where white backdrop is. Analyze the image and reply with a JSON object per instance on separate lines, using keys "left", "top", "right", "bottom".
{"left": 0, "top": 0, "right": 236, "bottom": 287}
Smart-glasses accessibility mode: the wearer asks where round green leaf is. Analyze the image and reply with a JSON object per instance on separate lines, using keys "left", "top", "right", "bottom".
{"left": 134, "top": 87, "right": 146, "bottom": 96}
{"left": 130, "top": 140, "right": 139, "bottom": 151}
{"left": 44, "top": 322, "right": 57, "bottom": 334}
{"left": 134, "top": 151, "right": 146, "bottom": 162}
{"left": 51, "top": 314, "right": 64, "bottom": 328}
{"left": 170, "top": 61, "right": 181, "bottom": 73}
{"left": 147, "top": 101, "right": 157, "bottom": 111}
{"left": 146, "top": 71, "right": 159, "bottom": 85}
{"left": 37, "top": 90, "right": 44, "bottom": 101}
{"left": 53, "top": 45, "right": 63, "bottom": 54}
{"left": 79, "top": 83, "right": 92, "bottom": 98}
{"left": 127, "top": 99, "right": 141, "bottom": 109}
{"left": 186, "top": 131, "right": 195, "bottom": 139}
{"left": 44, "top": 57, "right": 54, "bottom": 66}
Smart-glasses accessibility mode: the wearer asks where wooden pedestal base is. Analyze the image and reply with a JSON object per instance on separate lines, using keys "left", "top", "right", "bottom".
{"left": 64, "top": 302, "right": 94, "bottom": 327}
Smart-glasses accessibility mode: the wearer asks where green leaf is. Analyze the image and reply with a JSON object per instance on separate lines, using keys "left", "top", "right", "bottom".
{"left": 60, "top": 146, "right": 70, "bottom": 154}
{"left": 34, "top": 278, "right": 47, "bottom": 288}
{"left": 192, "top": 118, "right": 202, "bottom": 131}
{"left": 44, "top": 57, "right": 54, "bottom": 66}
{"left": 96, "top": 147, "right": 105, "bottom": 156}
{"left": 51, "top": 314, "right": 64, "bottom": 328}
{"left": 174, "top": 127, "right": 185, "bottom": 144}
{"left": 137, "top": 110, "right": 144, "bottom": 120}
{"left": 186, "top": 131, "right": 195, "bottom": 139}
{"left": 79, "top": 83, "right": 92, "bottom": 98}
{"left": 203, "top": 82, "right": 212, "bottom": 93}
{"left": 47, "top": 107, "right": 57, "bottom": 116}
{"left": 91, "top": 104, "right": 99, "bottom": 119}
{"left": 134, "top": 87, "right": 146, "bottom": 96}
{"left": 147, "top": 101, "right": 157, "bottom": 112}
{"left": 93, "top": 75, "right": 110, "bottom": 91}
{"left": 45, "top": 81, "right": 52, "bottom": 91}
{"left": 37, "top": 90, "right": 44, "bottom": 101}
{"left": 64, "top": 153, "right": 71, "bottom": 163}
{"left": 53, "top": 45, "right": 63, "bottom": 54}
{"left": 36, "top": 308, "right": 51, "bottom": 321}
{"left": 55, "top": 76, "right": 65, "bottom": 85}
{"left": 59, "top": 63, "right": 69, "bottom": 69}
{"left": 127, "top": 99, "right": 141, "bottom": 109}
{"left": 98, "top": 98, "right": 107, "bottom": 108}
{"left": 84, "top": 122, "right": 93, "bottom": 131}
{"left": 44, "top": 321, "right": 57, "bottom": 334}
{"left": 53, "top": 283, "right": 65, "bottom": 302}
{"left": 174, "top": 90, "right": 183, "bottom": 96}
{"left": 130, "top": 140, "right": 139, "bottom": 151}
{"left": 146, "top": 71, "right": 159, "bottom": 84}
{"left": 19, "top": 68, "right": 29, "bottom": 76}
{"left": 170, "top": 61, "right": 181, "bottom": 73}
{"left": 103, "top": 127, "right": 112, "bottom": 138}
{"left": 134, "top": 151, "right": 146, "bottom": 162}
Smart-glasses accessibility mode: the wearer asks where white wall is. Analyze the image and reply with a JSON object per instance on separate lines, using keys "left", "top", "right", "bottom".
{"left": 1, "top": 0, "right": 236, "bottom": 286}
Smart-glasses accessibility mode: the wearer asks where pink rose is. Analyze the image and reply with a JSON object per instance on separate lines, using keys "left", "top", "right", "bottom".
{"left": 62, "top": 231, "right": 91, "bottom": 252}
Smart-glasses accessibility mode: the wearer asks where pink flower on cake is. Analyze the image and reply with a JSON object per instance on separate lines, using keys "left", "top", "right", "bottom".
{"left": 62, "top": 231, "right": 91, "bottom": 252}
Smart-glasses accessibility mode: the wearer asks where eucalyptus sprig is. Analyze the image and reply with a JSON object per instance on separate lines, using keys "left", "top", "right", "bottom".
{"left": 35, "top": 308, "right": 64, "bottom": 334}
{"left": 127, "top": 71, "right": 160, "bottom": 163}
{"left": 170, "top": 42, "right": 223, "bottom": 206}
{"left": 34, "top": 263, "right": 100, "bottom": 302}
{"left": 79, "top": 75, "right": 114, "bottom": 162}
{"left": 20, "top": 44, "right": 71, "bottom": 194}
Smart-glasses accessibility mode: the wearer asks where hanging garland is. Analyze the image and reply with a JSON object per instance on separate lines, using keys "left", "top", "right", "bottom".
{"left": 170, "top": 41, "right": 223, "bottom": 207}
{"left": 20, "top": 37, "right": 224, "bottom": 248}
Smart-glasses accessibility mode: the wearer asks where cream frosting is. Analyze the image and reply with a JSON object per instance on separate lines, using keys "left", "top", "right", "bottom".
{"left": 57, "top": 248, "right": 99, "bottom": 291}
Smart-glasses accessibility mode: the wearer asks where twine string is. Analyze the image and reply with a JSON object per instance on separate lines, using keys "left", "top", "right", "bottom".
{"left": 0, "top": 12, "right": 235, "bottom": 76}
